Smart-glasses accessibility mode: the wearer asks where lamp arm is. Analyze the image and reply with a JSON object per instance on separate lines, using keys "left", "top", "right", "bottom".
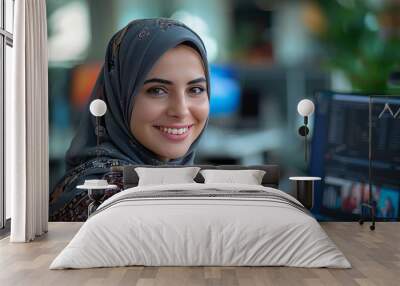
{"left": 305, "top": 128, "right": 308, "bottom": 163}
{"left": 304, "top": 116, "right": 308, "bottom": 163}
{"left": 96, "top": 116, "right": 100, "bottom": 160}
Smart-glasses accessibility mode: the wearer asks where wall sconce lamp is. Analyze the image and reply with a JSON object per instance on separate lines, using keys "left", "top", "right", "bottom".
{"left": 89, "top": 99, "right": 107, "bottom": 159}
{"left": 297, "top": 99, "right": 315, "bottom": 163}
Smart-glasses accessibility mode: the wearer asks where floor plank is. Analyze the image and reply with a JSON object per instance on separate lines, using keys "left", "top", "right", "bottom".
{"left": 0, "top": 222, "right": 399, "bottom": 286}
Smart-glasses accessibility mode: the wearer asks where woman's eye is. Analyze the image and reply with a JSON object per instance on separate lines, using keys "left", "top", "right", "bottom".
{"left": 147, "top": 87, "right": 167, "bottom": 96}
{"left": 189, "top": 86, "right": 205, "bottom": 95}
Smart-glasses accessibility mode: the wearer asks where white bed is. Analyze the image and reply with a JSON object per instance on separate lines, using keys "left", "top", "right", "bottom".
{"left": 50, "top": 183, "right": 351, "bottom": 269}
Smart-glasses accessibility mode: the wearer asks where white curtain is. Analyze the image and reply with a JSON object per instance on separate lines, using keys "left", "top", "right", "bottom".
{"left": 6, "top": 0, "right": 49, "bottom": 242}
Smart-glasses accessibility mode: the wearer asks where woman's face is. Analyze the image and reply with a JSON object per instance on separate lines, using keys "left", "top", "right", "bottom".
{"left": 130, "top": 45, "right": 209, "bottom": 161}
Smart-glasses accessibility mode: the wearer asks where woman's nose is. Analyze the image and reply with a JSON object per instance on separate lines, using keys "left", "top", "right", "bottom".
{"left": 167, "top": 93, "right": 190, "bottom": 118}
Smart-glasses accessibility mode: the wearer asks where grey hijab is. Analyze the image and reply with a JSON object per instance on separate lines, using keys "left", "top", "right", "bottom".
{"left": 65, "top": 18, "right": 210, "bottom": 170}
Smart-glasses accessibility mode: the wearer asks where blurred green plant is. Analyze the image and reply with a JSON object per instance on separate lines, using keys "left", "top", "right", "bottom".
{"left": 304, "top": 0, "right": 400, "bottom": 94}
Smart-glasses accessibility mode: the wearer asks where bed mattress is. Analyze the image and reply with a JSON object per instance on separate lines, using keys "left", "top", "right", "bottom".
{"left": 50, "top": 183, "right": 351, "bottom": 269}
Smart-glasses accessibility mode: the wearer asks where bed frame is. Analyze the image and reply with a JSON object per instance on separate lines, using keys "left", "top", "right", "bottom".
{"left": 122, "top": 164, "right": 280, "bottom": 189}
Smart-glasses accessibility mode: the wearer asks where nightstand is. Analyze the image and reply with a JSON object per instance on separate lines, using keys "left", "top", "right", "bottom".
{"left": 289, "top": 176, "right": 321, "bottom": 209}
{"left": 77, "top": 180, "right": 118, "bottom": 216}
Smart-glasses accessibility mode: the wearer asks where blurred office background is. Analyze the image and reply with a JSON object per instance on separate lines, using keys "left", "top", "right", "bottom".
{"left": 47, "top": 0, "right": 400, "bottom": 219}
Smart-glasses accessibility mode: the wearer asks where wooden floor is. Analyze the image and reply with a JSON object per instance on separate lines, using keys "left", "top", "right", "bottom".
{"left": 0, "top": 222, "right": 399, "bottom": 286}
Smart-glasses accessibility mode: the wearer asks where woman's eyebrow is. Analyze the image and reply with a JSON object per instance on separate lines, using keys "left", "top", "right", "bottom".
{"left": 187, "top": 77, "right": 206, "bottom": 85}
{"left": 143, "top": 77, "right": 206, "bottom": 85}
{"left": 143, "top": 78, "right": 172, "bottom": 85}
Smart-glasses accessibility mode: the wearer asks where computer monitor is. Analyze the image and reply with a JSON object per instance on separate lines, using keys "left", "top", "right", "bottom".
{"left": 310, "top": 91, "right": 400, "bottom": 221}
{"left": 209, "top": 64, "right": 241, "bottom": 118}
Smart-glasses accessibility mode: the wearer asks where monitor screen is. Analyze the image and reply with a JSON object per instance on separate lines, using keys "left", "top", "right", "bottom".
{"left": 209, "top": 64, "right": 241, "bottom": 118}
{"left": 310, "top": 92, "right": 400, "bottom": 220}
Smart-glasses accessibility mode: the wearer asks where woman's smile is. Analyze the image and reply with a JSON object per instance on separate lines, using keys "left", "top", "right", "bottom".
{"left": 154, "top": 124, "right": 194, "bottom": 141}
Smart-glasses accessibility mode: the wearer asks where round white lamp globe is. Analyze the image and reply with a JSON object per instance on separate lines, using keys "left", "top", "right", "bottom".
{"left": 297, "top": 99, "right": 315, "bottom": 116}
{"left": 89, "top": 99, "right": 107, "bottom": 117}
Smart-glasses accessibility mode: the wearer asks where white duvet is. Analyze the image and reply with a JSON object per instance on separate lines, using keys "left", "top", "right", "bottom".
{"left": 50, "top": 183, "right": 351, "bottom": 269}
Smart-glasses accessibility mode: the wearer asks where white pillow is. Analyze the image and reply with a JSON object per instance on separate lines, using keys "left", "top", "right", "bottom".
{"left": 200, "top": 169, "right": 266, "bottom": 185}
{"left": 135, "top": 167, "right": 201, "bottom": 186}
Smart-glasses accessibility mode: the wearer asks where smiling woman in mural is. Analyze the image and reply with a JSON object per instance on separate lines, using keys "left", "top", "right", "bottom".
{"left": 49, "top": 18, "right": 210, "bottom": 221}
{"left": 130, "top": 44, "right": 209, "bottom": 162}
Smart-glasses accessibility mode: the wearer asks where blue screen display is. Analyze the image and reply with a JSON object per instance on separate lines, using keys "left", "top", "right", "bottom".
{"left": 209, "top": 65, "right": 241, "bottom": 117}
